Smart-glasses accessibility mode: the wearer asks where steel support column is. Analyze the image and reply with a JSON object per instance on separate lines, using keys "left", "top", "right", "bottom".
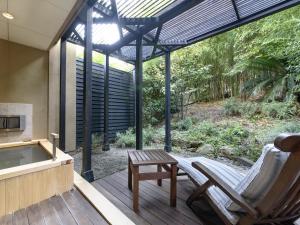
{"left": 59, "top": 37, "right": 66, "bottom": 151}
{"left": 165, "top": 51, "right": 171, "bottom": 152}
{"left": 81, "top": 6, "right": 94, "bottom": 182}
{"left": 103, "top": 52, "right": 110, "bottom": 151}
{"left": 135, "top": 36, "right": 143, "bottom": 150}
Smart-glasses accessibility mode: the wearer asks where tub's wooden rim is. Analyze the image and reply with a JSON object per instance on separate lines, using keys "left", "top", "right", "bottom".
{"left": 0, "top": 140, "right": 43, "bottom": 149}
{"left": 0, "top": 139, "right": 73, "bottom": 181}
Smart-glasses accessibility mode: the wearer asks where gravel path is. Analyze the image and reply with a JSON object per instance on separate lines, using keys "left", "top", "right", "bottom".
{"left": 73, "top": 147, "right": 250, "bottom": 180}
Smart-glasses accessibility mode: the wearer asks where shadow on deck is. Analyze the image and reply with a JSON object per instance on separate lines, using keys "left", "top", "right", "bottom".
{"left": 92, "top": 167, "right": 204, "bottom": 225}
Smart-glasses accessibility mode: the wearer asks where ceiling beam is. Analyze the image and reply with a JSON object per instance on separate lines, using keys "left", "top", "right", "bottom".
{"left": 73, "top": 29, "right": 84, "bottom": 43}
{"left": 120, "top": 17, "right": 159, "bottom": 26}
{"left": 93, "top": 1, "right": 113, "bottom": 17}
{"left": 94, "top": 17, "right": 159, "bottom": 25}
{"left": 151, "top": 25, "right": 162, "bottom": 57}
{"left": 110, "top": 0, "right": 123, "bottom": 54}
{"left": 108, "top": 0, "right": 205, "bottom": 53}
{"left": 231, "top": 0, "right": 241, "bottom": 20}
{"left": 123, "top": 25, "right": 168, "bottom": 52}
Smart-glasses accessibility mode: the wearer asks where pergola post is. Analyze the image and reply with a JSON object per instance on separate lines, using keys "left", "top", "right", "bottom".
{"left": 59, "top": 37, "right": 66, "bottom": 151}
{"left": 103, "top": 52, "right": 110, "bottom": 151}
{"left": 81, "top": 6, "right": 94, "bottom": 182}
{"left": 165, "top": 51, "right": 171, "bottom": 152}
{"left": 135, "top": 36, "right": 143, "bottom": 150}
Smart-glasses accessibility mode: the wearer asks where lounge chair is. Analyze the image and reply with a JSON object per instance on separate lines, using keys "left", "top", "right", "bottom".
{"left": 173, "top": 133, "right": 300, "bottom": 225}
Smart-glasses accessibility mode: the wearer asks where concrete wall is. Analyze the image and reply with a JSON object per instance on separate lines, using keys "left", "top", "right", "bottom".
{"left": 0, "top": 39, "right": 48, "bottom": 140}
{"left": 48, "top": 41, "right": 76, "bottom": 151}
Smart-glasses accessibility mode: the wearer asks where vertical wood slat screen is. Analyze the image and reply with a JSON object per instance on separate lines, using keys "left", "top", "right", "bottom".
{"left": 76, "top": 59, "right": 135, "bottom": 147}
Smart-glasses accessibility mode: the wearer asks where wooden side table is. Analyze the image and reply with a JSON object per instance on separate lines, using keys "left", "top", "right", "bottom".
{"left": 128, "top": 150, "right": 178, "bottom": 212}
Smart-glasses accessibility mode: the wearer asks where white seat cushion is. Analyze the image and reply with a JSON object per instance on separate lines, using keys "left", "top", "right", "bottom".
{"left": 225, "top": 144, "right": 290, "bottom": 212}
{"left": 172, "top": 155, "right": 245, "bottom": 187}
{"left": 172, "top": 155, "right": 245, "bottom": 224}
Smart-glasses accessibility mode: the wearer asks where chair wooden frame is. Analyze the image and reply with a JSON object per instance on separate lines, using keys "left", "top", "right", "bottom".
{"left": 185, "top": 133, "right": 300, "bottom": 225}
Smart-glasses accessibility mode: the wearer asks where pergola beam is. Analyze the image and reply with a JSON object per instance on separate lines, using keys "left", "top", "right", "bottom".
{"left": 120, "top": 17, "right": 159, "bottom": 26}
{"left": 93, "top": 17, "right": 159, "bottom": 26}
{"left": 151, "top": 25, "right": 162, "bottom": 57}
{"left": 110, "top": 0, "right": 123, "bottom": 55}
{"left": 109, "top": 0, "right": 204, "bottom": 53}
{"left": 123, "top": 26, "right": 168, "bottom": 52}
{"left": 187, "top": 0, "right": 300, "bottom": 44}
{"left": 73, "top": 29, "right": 84, "bottom": 44}
{"left": 93, "top": 2, "right": 113, "bottom": 17}
{"left": 92, "top": 1, "right": 167, "bottom": 53}
{"left": 66, "top": 0, "right": 300, "bottom": 62}
{"left": 81, "top": 5, "right": 94, "bottom": 182}
{"left": 231, "top": 0, "right": 241, "bottom": 20}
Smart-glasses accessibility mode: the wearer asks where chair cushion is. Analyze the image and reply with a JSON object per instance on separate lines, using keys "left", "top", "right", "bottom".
{"left": 225, "top": 144, "right": 290, "bottom": 212}
{"left": 172, "top": 155, "right": 245, "bottom": 187}
{"left": 172, "top": 155, "right": 245, "bottom": 225}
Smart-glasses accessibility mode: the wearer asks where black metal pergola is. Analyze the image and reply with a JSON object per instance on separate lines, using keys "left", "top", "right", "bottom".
{"left": 59, "top": 0, "right": 300, "bottom": 181}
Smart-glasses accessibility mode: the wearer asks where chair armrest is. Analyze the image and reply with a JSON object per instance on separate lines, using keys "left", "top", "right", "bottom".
{"left": 192, "top": 161, "right": 259, "bottom": 219}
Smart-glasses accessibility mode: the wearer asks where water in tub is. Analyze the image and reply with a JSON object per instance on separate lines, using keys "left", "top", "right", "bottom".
{"left": 0, "top": 144, "right": 51, "bottom": 170}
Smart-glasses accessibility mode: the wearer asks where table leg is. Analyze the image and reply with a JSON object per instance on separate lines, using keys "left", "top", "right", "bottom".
{"left": 170, "top": 164, "right": 177, "bottom": 207}
{"left": 133, "top": 166, "right": 139, "bottom": 212}
{"left": 128, "top": 158, "right": 132, "bottom": 190}
{"left": 157, "top": 165, "right": 162, "bottom": 186}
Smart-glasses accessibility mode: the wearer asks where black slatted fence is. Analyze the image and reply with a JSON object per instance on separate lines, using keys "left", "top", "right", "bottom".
{"left": 76, "top": 59, "right": 135, "bottom": 147}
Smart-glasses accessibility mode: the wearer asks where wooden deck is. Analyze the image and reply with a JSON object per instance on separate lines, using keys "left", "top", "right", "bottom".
{"left": 93, "top": 167, "right": 204, "bottom": 225}
{"left": 0, "top": 189, "right": 109, "bottom": 225}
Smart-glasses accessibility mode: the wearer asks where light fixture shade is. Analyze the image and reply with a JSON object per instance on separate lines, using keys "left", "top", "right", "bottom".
{"left": 2, "top": 12, "right": 14, "bottom": 20}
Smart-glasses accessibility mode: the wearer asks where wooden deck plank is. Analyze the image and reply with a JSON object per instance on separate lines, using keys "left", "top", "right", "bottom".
{"left": 114, "top": 172, "right": 199, "bottom": 222}
{"left": 101, "top": 177, "right": 190, "bottom": 225}
{"left": 12, "top": 209, "right": 29, "bottom": 225}
{"left": 93, "top": 168, "right": 204, "bottom": 225}
{"left": 106, "top": 173, "right": 200, "bottom": 225}
{"left": 73, "top": 172, "right": 134, "bottom": 225}
{"left": 49, "top": 196, "right": 78, "bottom": 225}
{"left": 93, "top": 182, "right": 150, "bottom": 225}
{"left": 0, "top": 214, "right": 12, "bottom": 225}
{"left": 63, "top": 191, "right": 108, "bottom": 225}
{"left": 26, "top": 204, "right": 46, "bottom": 225}
{"left": 96, "top": 179, "right": 167, "bottom": 225}
{"left": 39, "top": 198, "right": 63, "bottom": 225}
{"left": 61, "top": 192, "right": 94, "bottom": 225}
{"left": 72, "top": 190, "right": 109, "bottom": 225}
{"left": 1, "top": 189, "right": 110, "bottom": 225}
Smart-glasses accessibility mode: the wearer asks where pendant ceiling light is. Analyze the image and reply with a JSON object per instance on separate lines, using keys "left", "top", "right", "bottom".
{"left": 2, "top": 0, "right": 14, "bottom": 20}
{"left": 2, "top": 12, "right": 14, "bottom": 20}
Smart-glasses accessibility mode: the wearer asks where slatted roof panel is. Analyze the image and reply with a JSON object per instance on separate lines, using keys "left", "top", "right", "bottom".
{"left": 67, "top": 0, "right": 300, "bottom": 63}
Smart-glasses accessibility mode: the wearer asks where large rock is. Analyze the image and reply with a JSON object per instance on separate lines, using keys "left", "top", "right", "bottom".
{"left": 197, "top": 144, "right": 214, "bottom": 155}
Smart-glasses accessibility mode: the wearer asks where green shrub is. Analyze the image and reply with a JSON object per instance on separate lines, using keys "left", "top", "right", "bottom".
{"left": 259, "top": 122, "right": 300, "bottom": 144}
{"left": 144, "top": 125, "right": 156, "bottom": 145}
{"left": 172, "top": 117, "right": 194, "bottom": 131}
{"left": 261, "top": 101, "right": 297, "bottom": 119}
{"left": 115, "top": 128, "right": 135, "bottom": 148}
{"left": 223, "top": 98, "right": 241, "bottom": 116}
{"left": 240, "top": 102, "right": 262, "bottom": 118}
{"left": 220, "top": 123, "right": 250, "bottom": 146}
{"left": 115, "top": 126, "right": 164, "bottom": 147}
{"left": 92, "top": 132, "right": 103, "bottom": 149}
{"left": 192, "top": 121, "right": 219, "bottom": 137}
